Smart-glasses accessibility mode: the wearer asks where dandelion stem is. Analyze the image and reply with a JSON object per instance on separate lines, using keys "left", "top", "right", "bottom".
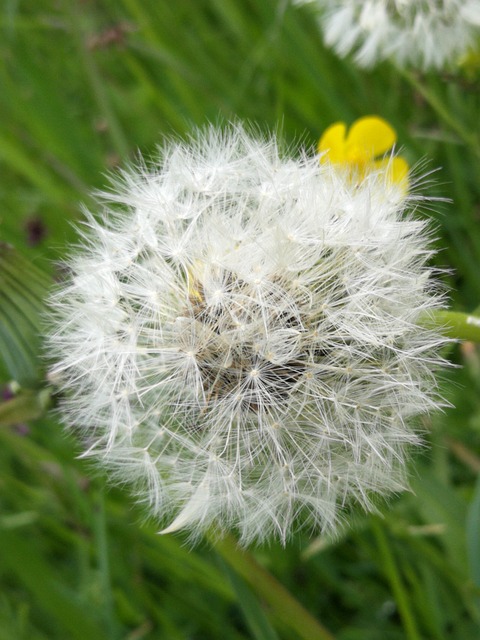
{"left": 371, "top": 519, "right": 422, "bottom": 640}
{"left": 423, "top": 309, "right": 480, "bottom": 342}
{"left": 212, "top": 533, "right": 335, "bottom": 640}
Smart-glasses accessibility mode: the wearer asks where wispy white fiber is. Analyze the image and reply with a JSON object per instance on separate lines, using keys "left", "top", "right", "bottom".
{"left": 297, "top": 0, "right": 480, "bottom": 69}
{"left": 47, "top": 125, "right": 448, "bottom": 544}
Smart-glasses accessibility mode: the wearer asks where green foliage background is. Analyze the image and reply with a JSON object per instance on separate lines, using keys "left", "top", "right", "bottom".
{"left": 1, "top": 1, "right": 480, "bottom": 638}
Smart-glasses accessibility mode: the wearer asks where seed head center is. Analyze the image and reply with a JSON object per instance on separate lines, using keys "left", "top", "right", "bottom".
{"left": 182, "top": 269, "right": 309, "bottom": 411}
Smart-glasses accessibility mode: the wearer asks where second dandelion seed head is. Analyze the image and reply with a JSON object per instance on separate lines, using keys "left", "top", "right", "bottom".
{"left": 297, "top": 0, "right": 480, "bottom": 70}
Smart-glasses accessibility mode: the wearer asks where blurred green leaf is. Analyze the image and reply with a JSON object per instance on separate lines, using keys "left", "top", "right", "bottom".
{"left": 410, "top": 470, "right": 468, "bottom": 571}
{"left": 467, "top": 474, "right": 480, "bottom": 589}
{"left": 0, "top": 529, "right": 109, "bottom": 640}
{"left": 0, "top": 244, "right": 50, "bottom": 385}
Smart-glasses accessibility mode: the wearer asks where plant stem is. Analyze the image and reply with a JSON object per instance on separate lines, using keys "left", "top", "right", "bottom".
{"left": 371, "top": 519, "right": 422, "bottom": 640}
{"left": 212, "top": 533, "right": 335, "bottom": 640}
{"left": 423, "top": 309, "right": 480, "bottom": 342}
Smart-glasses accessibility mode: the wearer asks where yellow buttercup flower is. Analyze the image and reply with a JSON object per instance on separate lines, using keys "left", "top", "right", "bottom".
{"left": 318, "top": 116, "right": 409, "bottom": 186}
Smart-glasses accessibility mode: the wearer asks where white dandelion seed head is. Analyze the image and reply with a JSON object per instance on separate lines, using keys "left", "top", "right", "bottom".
{"left": 47, "top": 124, "right": 448, "bottom": 545}
{"left": 297, "top": 0, "right": 480, "bottom": 69}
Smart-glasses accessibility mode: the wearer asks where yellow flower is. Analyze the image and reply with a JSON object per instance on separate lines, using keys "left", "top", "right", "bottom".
{"left": 318, "top": 116, "right": 409, "bottom": 186}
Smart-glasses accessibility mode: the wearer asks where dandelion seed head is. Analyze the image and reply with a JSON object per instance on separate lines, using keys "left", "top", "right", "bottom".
{"left": 297, "top": 0, "right": 480, "bottom": 70}
{"left": 47, "top": 125, "right": 448, "bottom": 544}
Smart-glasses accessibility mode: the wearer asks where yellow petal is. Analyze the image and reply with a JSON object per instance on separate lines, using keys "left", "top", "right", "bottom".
{"left": 346, "top": 116, "right": 397, "bottom": 160}
{"left": 389, "top": 156, "right": 409, "bottom": 185}
{"left": 373, "top": 156, "right": 410, "bottom": 186}
{"left": 318, "top": 122, "right": 347, "bottom": 163}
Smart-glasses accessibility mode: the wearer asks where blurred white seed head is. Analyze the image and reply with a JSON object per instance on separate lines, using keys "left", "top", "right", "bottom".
{"left": 296, "top": 0, "right": 480, "bottom": 69}
{"left": 47, "top": 124, "right": 448, "bottom": 545}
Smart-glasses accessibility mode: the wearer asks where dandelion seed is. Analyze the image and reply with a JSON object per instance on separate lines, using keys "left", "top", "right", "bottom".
{"left": 47, "top": 124, "right": 448, "bottom": 545}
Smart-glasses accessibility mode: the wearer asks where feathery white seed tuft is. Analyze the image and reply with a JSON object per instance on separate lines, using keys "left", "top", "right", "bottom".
{"left": 47, "top": 125, "right": 448, "bottom": 544}
{"left": 296, "top": 0, "right": 480, "bottom": 70}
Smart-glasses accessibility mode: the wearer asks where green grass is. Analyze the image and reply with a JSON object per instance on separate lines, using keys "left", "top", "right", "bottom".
{"left": 1, "top": 1, "right": 480, "bottom": 638}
